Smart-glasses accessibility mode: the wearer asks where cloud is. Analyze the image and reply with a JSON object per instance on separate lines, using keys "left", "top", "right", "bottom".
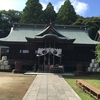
{"left": 0, "top": 0, "right": 26, "bottom": 11}
{"left": 40, "top": 0, "right": 65, "bottom": 11}
{"left": 41, "top": 0, "right": 89, "bottom": 16}
{"left": 54, "top": 0, "right": 65, "bottom": 12}
{"left": 0, "top": 0, "right": 14, "bottom": 11}
{"left": 41, "top": 2, "right": 47, "bottom": 10}
{"left": 70, "top": 0, "right": 89, "bottom": 16}
{"left": 0, "top": 0, "right": 89, "bottom": 16}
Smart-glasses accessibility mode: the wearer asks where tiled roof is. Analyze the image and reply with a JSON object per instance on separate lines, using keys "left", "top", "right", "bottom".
{"left": 0, "top": 24, "right": 99, "bottom": 45}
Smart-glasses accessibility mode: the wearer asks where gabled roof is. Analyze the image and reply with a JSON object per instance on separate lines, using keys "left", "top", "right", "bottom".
{"left": 0, "top": 23, "right": 99, "bottom": 45}
{"left": 26, "top": 24, "right": 75, "bottom": 43}
{"left": 36, "top": 24, "right": 65, "bottom": 37}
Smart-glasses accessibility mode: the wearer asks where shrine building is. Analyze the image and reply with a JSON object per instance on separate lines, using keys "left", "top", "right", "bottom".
{"left": 0, "top": 23, "right": 99, "bottom": 72}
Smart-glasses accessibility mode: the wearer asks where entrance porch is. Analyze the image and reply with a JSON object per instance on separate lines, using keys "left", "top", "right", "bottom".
{"left": 35, "top": 48, "right": 64, "bottom": 73}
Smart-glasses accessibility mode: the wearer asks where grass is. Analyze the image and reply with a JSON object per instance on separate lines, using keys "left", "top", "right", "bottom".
{"left": 64, "top": 74, "right": 100, "bottom": 100}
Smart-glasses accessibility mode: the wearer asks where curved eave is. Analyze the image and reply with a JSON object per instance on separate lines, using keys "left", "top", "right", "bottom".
{"left": 36, "top": 34, "right": 69, "bottom": 39}
{"left": 26, "top": 34, "right": 75, "bottom": 43}
{"left": 0, "top": 40, "right": 28, "bottom": 45}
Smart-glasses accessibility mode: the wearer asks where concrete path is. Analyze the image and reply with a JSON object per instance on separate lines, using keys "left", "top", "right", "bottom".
{"left": 22, "top": 74, "right": 81, "bottom": 100}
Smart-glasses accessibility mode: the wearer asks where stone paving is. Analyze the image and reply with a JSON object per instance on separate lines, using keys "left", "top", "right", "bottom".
{"left": 22, "top": 74, "right": 82, "bottom": 100}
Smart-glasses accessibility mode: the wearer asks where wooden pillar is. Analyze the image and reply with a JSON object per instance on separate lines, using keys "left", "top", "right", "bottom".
{"left": 48, "top": 52, "right": 50, "bottom": 66}
{"left": 60, "top": 56, "right": 62, "bottom": 65}
{"left": 53, "top": 41, "right": 55, "bottom": 65}
{"left": 53, "top": 54, "right": 55, "bottom": 65}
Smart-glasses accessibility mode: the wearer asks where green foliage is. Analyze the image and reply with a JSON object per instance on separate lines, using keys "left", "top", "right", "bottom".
{"left": 0, "top": 0, "right": 100, "bottom": 39}
{"left": 56, "top": 0, "right": 77, "bottom": 25}
{"left": 1, "top": 10, "right": 22, "bottom": 24}
{"left": 65, "top": 75, "right": 100, "bottom": 100}
{"left": 0, "top": 10, "right": 22, "bottom": 38}
{"left": 82, "top": 17, "right": 100, "bottom": 39}
{"left": 73, "top": 15, "right": 84, "bottom": 25}
{"left": 73, "top": 16, "right": 100, "bottom": 40}
{"left": 20, "top": 0, "right": 43, "bottom": 24}
{"left": 95, "top": 44, "right": 100, "bottom": 63}
{"left": 43, "top": 2, "right": 57, "bottom": 23}
{"left": 73, "top": 18, "right": 84, "bottom": 25}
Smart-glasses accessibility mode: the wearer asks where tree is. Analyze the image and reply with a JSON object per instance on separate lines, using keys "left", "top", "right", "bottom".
{"left": 20, "top": 0, "right": 43, "bottom": 24}
{"left": 95, "top": 44, "right": 100, "bottom": 63}
{"left": 82, "top": 17, "right": 100, "bottom": 40}
{"left": 73, "top": 16, "right": 100, "bottom": 40}
{"left": 73, "top": 15, "right": 84, "bottom": 25}
{"left": 1, "top": 10, "right": 22, "bottom": 24}
{"left": 43, "top": 2, "right": 57, "bottom": 23}
{"left": 6, "top": 10, "right": 22, "bottom": 24}
{"left": 0, "top": 10, "right": 22, "bottom": 38}
{"left": 56, "top": 0, "right": 77, "bottom": 25}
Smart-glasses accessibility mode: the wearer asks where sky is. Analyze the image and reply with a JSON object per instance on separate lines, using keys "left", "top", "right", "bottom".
{"left": 0, "top": 0, "right": 100, "bottom": 18}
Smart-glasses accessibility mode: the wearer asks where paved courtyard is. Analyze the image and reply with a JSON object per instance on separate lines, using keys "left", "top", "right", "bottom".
{"left": 22, "top": 74, "right": 81, "bottom": 100}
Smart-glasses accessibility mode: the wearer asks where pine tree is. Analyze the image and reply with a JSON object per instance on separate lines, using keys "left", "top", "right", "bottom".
{"left": 43, "top": 2, "right": 57, "bottom": 23}
{"left": 56, "top": 0, "right": 77, "bottom": 25}
{"left": 20, "top": 0, "right": 43, "bottom": 24}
